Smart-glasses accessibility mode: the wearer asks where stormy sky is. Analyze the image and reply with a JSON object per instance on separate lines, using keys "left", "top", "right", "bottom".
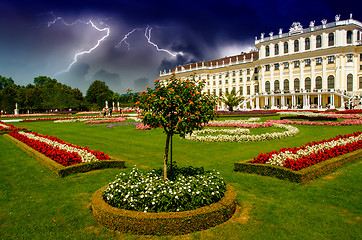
{"left": 0, "top": 0, "right": 360, "bottom": 94}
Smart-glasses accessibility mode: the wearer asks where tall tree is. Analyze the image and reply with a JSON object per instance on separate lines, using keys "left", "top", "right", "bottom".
{"left": 137, "top": 74, "right": 217, "bottom": 179}
{"left": 220, "top": 89, "right": 244, "bottom": 111}
{"left": 86, "top": 80, "right": 113, "bottom": 108}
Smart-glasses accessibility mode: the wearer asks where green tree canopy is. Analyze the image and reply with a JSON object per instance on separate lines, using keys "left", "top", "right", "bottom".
{"left": 137, "top": 74, "right": 217, "bottom": 179}
{"left": 86, "top": 80, "right": 113, "bottom": 108}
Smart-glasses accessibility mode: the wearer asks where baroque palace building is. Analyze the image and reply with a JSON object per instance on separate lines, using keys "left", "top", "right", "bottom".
{"left": 159, "top": 15, "right": 362, "bottom": 110}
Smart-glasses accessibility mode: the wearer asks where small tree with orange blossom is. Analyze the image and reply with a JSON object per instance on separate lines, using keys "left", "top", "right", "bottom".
{"left": 136, "top": 74, "right": 217, "bottom": 179}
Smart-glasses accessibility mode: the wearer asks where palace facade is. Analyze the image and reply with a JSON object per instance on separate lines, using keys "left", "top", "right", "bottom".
{"left": 159, "top": 15, "right": 362, "bottom": 110}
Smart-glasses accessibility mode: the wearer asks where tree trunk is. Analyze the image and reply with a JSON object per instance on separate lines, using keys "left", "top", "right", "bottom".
{"left": 163, "top": 133, "right": 171, "bottom": 180}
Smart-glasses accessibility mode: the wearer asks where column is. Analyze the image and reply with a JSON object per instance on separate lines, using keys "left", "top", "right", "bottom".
{"left": 256, "top": 97, "right": 260, "bottom": 110}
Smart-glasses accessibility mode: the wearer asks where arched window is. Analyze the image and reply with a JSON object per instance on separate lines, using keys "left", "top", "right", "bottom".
{"left": 294, "top": 78, "right": 300, "bottom": 90}
{"left": 284, "top": 42, "right": 288, "bottom": 54}
{"left": 315, "top": 76, "right": 322, "bottom": 89}
{"left": 265, "top": 46, "right": 270, "bottom": 57}
{"left": 328, "top": 33, "right": 335, "bottom": 46}
{"left": 305, "top": 77, "right": 311, "bottom": 91}
{"left": 316, "top": 35, "right": 322, "bottom": 48}
{"left": 327, "top": 75, "right": 335, "bottom": 90}
{"left": 274, "top": 80, "right": 280, "bottom": 91}
{"left": 275, "top": 44, "right": 279, "bottom": 55}
{"left": 347, "top": 30, "right": 353, "bottom": 44}
{"left": 294, "top": 40, "right": 299, "bottom": 52}
{"left": 284, "top": 79, "right": 289, "bottom": 91}
{"left": 305, "top": 37, "right": 310, "bottom": 50}
{"left": 265, "top": 81, "right": 270, "bottom": 92}
{"left": 347, "top": 74, "right": 353, "bottom": 91}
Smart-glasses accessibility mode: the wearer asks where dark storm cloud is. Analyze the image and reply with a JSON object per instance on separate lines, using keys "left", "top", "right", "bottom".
{"left": 133, "top": 77, "right": 149, "bottom": 90}
{"left": 0, "top": 0, "right": 361, "bottom": 94}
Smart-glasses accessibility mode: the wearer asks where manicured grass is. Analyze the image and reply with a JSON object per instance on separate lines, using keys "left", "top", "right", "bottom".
{"left": 1, "top": 118, "right": 361, "bottom": 239}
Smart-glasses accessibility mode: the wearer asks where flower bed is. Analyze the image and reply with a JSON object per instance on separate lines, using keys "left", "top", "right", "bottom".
{"left": 92, "top": 167, "right": 236, "bottom": 235}
{"left": 252, "top": 132, "right": 362, "bottom": 171}
{"left": 4, "top": 133, "right": 125, "bottom": 177}
{"left": 9, "top": 130, "right": 109, "bottom": 166}
{"left": 234, "top": 132, "right": 362, "bottom": 182}
{"left": 185, "top": 123, "right": 299, "bottom": 142}
{"left": 84, "top": 118, "right": 127, "bottom": 124}
{"left": 0, "top": 122, "right": 26, "bottom": 134}
{"left": 267, "top": 119, "right": 362, "bottom": 126}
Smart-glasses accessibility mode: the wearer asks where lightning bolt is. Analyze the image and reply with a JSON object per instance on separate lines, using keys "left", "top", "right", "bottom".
{"left": 144, "top": 26, "right": 183, "bottom": 57}
{"left": 47, "top": 13, "right": 110, "bottom": 74}
{"left": 115, "top": 28, "right": 143, "bottom": 50}
{"left": 115, "top": 26, "right": 183, "bottom": 57}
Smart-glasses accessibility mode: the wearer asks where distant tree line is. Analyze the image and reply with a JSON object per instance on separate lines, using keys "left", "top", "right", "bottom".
{"left": 0, "top": 75, "right": 137, "bottom": 114}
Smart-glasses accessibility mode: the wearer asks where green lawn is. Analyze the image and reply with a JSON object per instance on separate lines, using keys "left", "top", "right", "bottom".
{"left": 0, "top": 118, "right": 361, "bottom": 239}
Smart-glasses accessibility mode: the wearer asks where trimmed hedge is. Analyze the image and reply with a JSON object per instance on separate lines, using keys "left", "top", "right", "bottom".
{"left": 234, "top": 148, "right": 362, "bottom": 183}
{"left": 3, "top": 134, "right": 126, "bottom": 177}
{"left": 92, "top": 184, "right": 237, "bottom": 235}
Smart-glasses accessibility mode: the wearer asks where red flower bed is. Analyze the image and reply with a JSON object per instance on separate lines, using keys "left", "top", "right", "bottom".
{"left": 9, "top": 131, "right": 109, "bottom": 166}
{"left": 252, "top": 132, "right": 362, "bottom": 171}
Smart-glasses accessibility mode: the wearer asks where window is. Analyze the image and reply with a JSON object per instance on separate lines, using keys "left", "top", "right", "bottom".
{"left": 305, "top": 77, "right": 311, "bottom": 91}
{"left": 225, "top": 88, "right": 228, "bottom": 93}
{"left": 265, "top": 81, "right": 270, "bottom": 92}
{"left": 294, "top": 40, "right": 299, "bottom": 52}
{"left": 225, "top": 80, "right": 228, "bottom": 84}
{"left": 328, "top": 56, "right": 335, "bottom": 64}
{"left": 347, "top": 30, "right": 352, "bottom": 44}
{"left": 254, "top": 67, "right": 258, "bottom": 74}
{"left": 305, "top": 59, "right": 311, "bottom": 66}
{"left": 359, "top": 77, "right": 362, "bottom": 89}
{"left": 247, "top": 77, "right": 250, "bottom": 81}
{"left": 315, "top": 76, "right": 322, "bottom": 89}
{"left": 239, "top": 86, "right": 243, "bottom": 95}
{"left": 347, "top": 74, "right": 353, "bottom": 91}
{"left": 316, "top": 57, "right": 322, "bottom": 65}
{"left": 232, "top": 78, "right": 236, "bottom": 83}
{"left": 305, "top": 37, "right": 310, "bottom": 50}
{"left": 265, "top": 65, "right": 270, "bottom": 71}
{"left": 239, "top": 78, "right": 243, "bottom": 82}
{"left": 275, "top": 44, "right": 279, "bottom": 55}
{"left": 328, "top": 33, "right": 334, "bottom": 46}
{"left": 247, "top": 69, "right": 250, "bottom": 75}
{"left": 360, "top": 54, "right": 362, "bottom": 61}
{"left": 254, "top": 84, "right": 259, "bottom": 94}
{"left": 284, "top": 62, "right": 289, "bottom": 68}
{"left": 316, "top": 35, "right": 322, "bottom": 48}
{"left": 213, "top": 81, "right": 215, "bottom": 85}
{"left": 254, "top": 76, "right": 258, "bottom": 80}
{"left": 219, "top": 80, "right": 222, "bottom": 85}
{"left": 232, "top": 70, "right": 235, "bottom": 77}
{"left": 219, "top": 73, "right": 222, "bottom": 78}
{"left": 347, "top": 54, "right": 353, "bottom": 62}
{"left": 274, "top": 63, "right": 280, "bottom": 70}
{"left": 239, "top": 69, "right": 243, "bottom": 75}
{"left": 233, "top": 86, "right": 236, "bottom": 92}
{"left": 266, "top": 46, "right": 270, "bottom": 57}
{"left": 247, "top": 86, "right": 250, "bottom": 95}
{"left": 225, "top": 72, "right": 229, "bottom": 77}
{"left": 284, "top": 42, "right": 288, "bottom": 53}
{"left": 213, "top": 74, "right": 216, "bottom": 79}
{"left": 328, "top": 75, "right": 335, "bottom": 90}
{"left": 294, "top": 78, "right": 300, "bottom": 90}
{"left": 294, "top": 60, "right": 300, "bottom": 68}
{"left": 284, "top": 79, "right": 289, "bottom": 91}
{"left": 274, "top": 80, "right": 280, "bottom": 91}
{"left": 219, "top": 89, "right": 222, "bottom": 95}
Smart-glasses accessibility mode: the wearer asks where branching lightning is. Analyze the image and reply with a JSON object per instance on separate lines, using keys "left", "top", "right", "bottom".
{"left": 115, "top": 26, "right": 183, "bottom": 57}
{"left": 144, "top": 26, "right": 183, "bottom": 57}
{"left": 47, "top": 13, "right": 110, "bottom": 74}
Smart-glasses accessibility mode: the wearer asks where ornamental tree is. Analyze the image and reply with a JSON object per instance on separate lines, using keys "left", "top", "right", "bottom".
{"left": 221, "top": 89, "right": 244, "bottom": 111}
{"left": 137, "top": 74, "right": 217, "bottom": 179}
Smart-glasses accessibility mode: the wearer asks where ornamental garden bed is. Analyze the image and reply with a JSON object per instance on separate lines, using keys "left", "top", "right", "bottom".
{"left": 91, "top": 184, "right": 237, "bottom": 235}
{"left": 280, "top": 115, "right": 337, "bottom": 121}
{"left": 4, "top": 133, "right": 125, "bottom": 177}
{"left": 234, "top": 132, "right": 362, "bottom": 183}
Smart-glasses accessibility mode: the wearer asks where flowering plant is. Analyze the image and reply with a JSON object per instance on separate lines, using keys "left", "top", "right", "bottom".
{"left": 0, "top": 122, "right": 26, "bottom": 131}
{"left": 136, "top": 74, "right": 217, "bottom": 179}
{"left": 252, "top": 132, "right": 362, "bottom": 170}
{"left": 9, "top": 130, "right": 109, "bottom": 166}
{"left": 103, "top": 166, "right": 226, "bottom": 213}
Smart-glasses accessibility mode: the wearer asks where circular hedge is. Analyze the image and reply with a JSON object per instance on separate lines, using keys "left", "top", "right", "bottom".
{"left": 91, "top": 184, "right": 237, "bottom": 235}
